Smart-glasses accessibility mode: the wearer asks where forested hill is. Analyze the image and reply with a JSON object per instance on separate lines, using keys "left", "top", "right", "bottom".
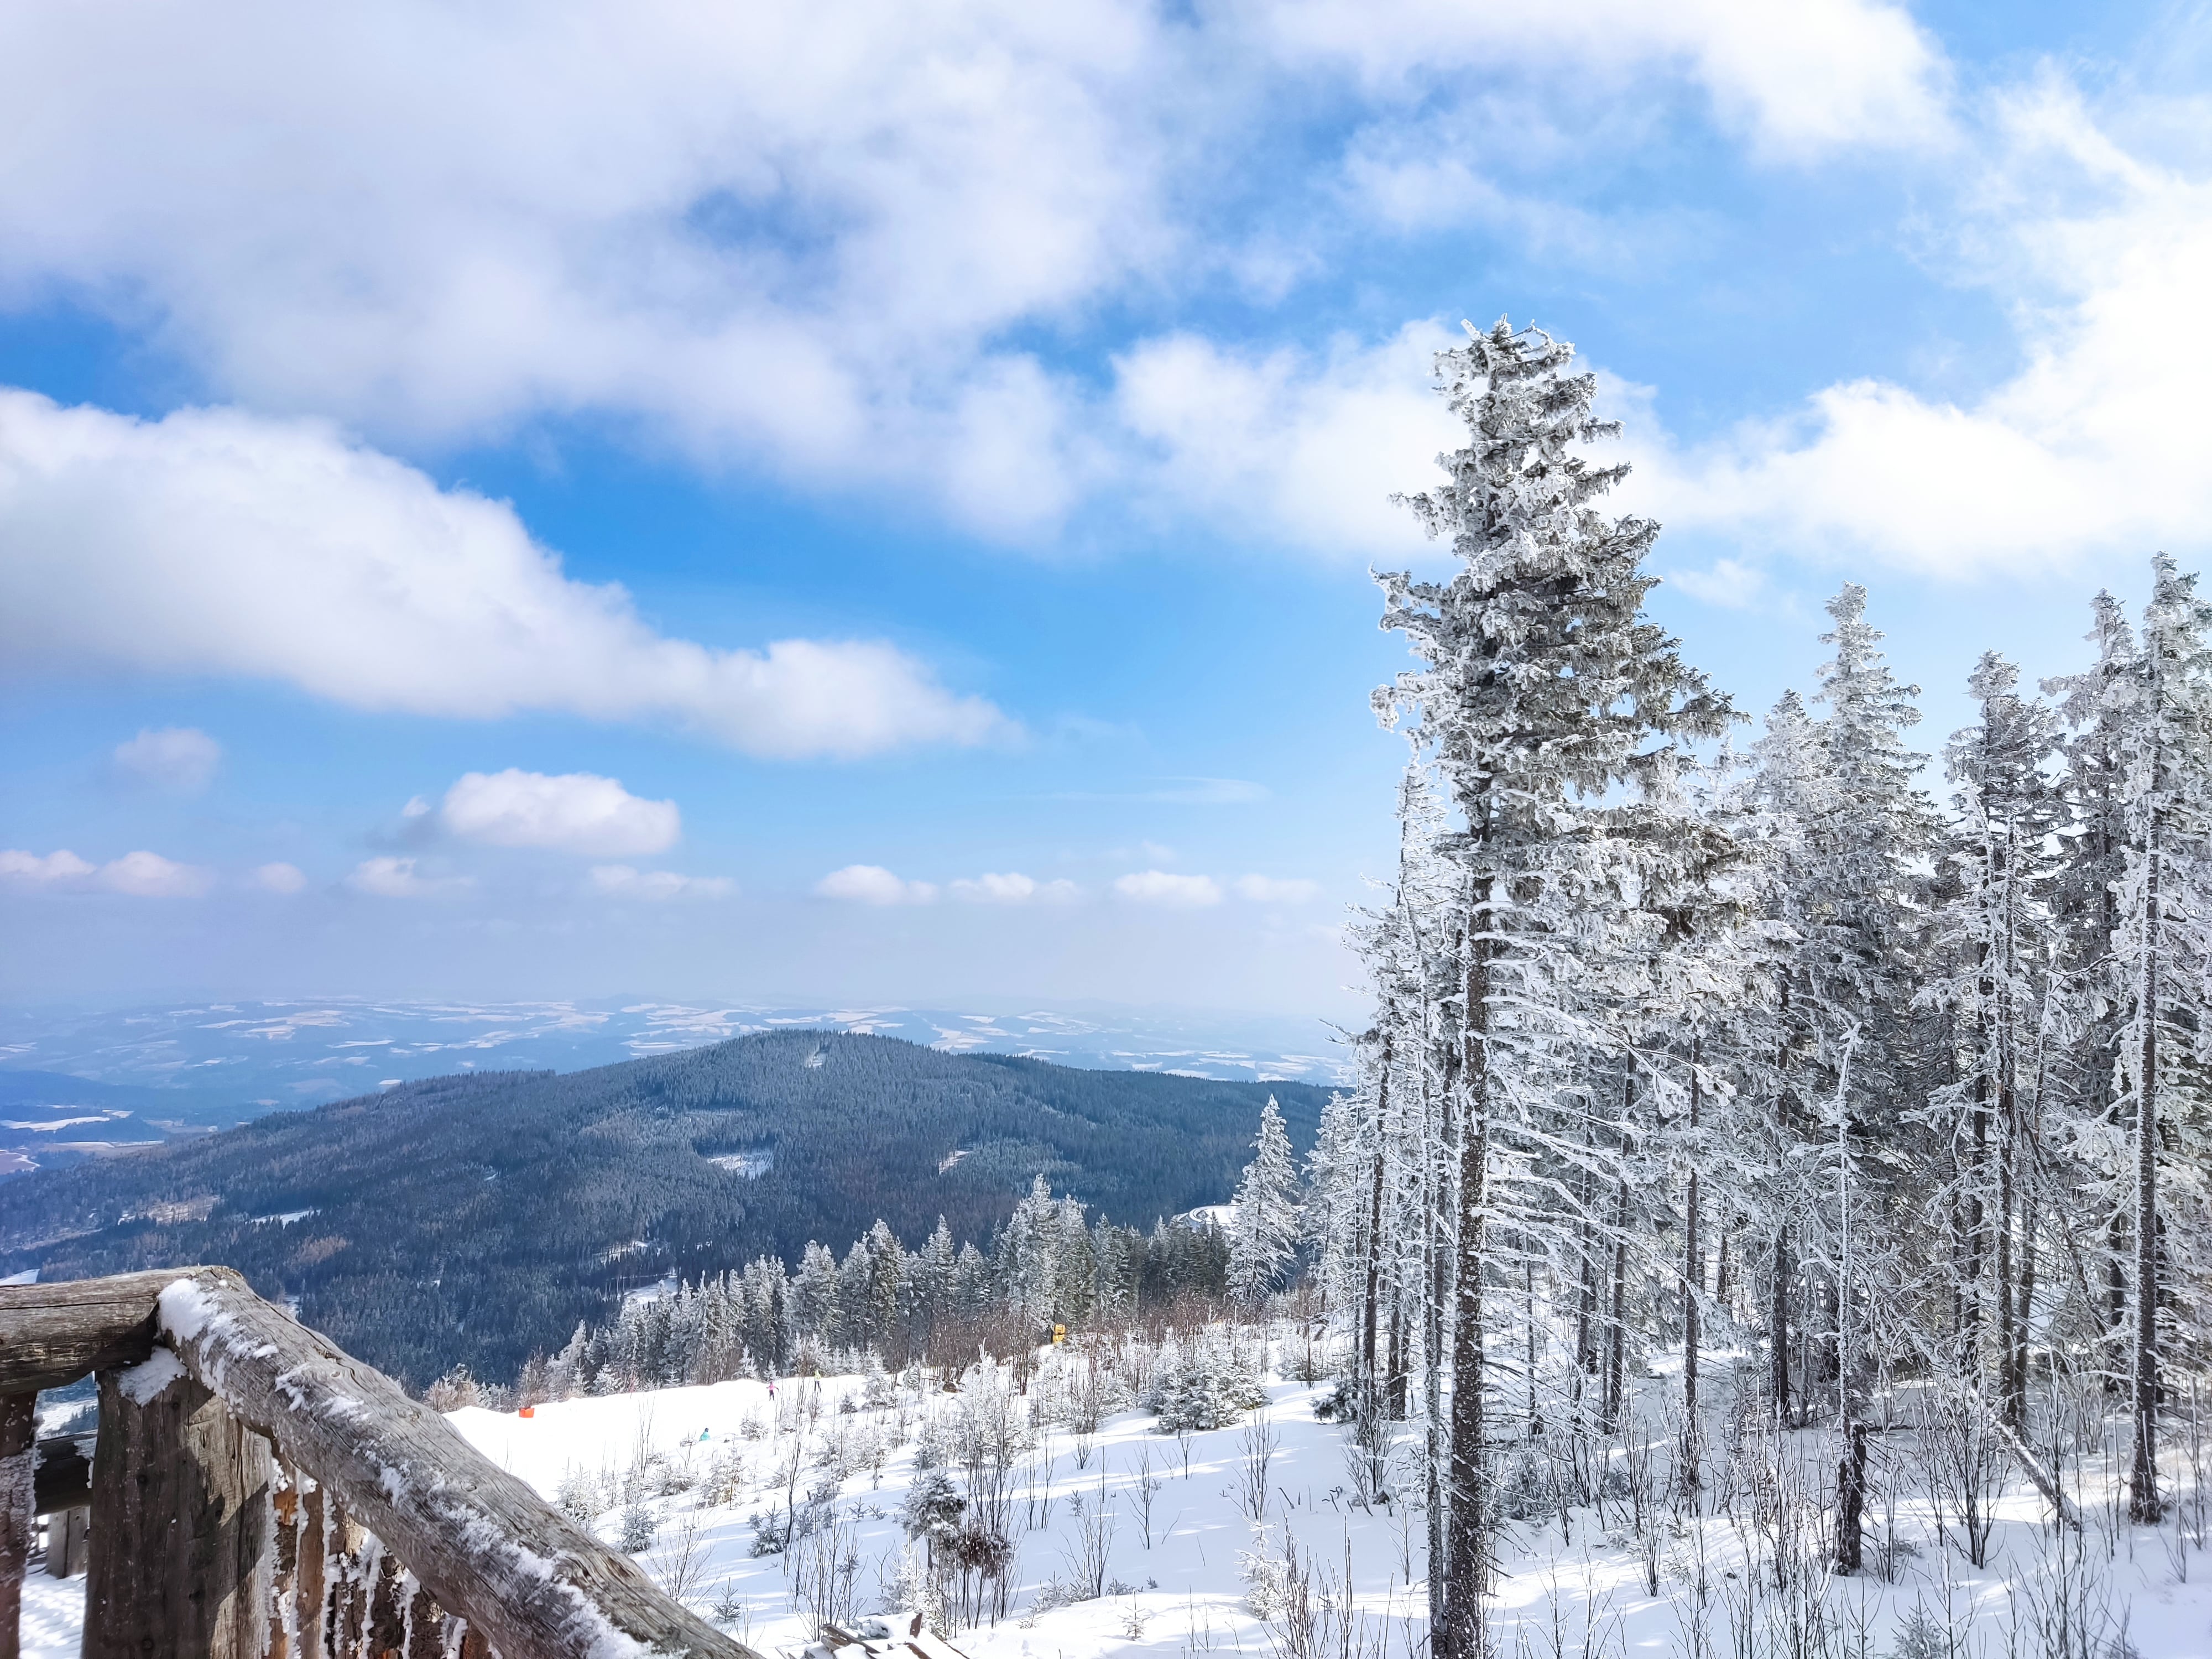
{"left": 0, "top": 1031, "right": 1325, "bottom": 1387}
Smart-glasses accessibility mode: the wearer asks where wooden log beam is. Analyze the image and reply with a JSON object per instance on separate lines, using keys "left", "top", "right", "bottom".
{"left": 33, "top": 1436, "right": 92, "bottom": 1516}
{"left": 156, "top": 1268, "right": 754, "bottom": 1659}
{"left": 2, "top": 1394, "right": 32, "bottom": 1659}
{"left": 0, "top": 1268, "right": 207, "bottom": 1394}
{"left": 84, "top": 1358, "right": 275, "bottom": 1659}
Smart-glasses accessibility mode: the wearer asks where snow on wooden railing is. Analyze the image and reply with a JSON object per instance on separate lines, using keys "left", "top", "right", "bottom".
{"left": 1, "top": 1266, "right": 759, "bottom": 1659}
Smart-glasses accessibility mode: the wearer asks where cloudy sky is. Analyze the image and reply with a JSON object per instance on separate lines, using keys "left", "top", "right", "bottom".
{"left": 2, "top": 0, "right": 2206, "bottom": 1019}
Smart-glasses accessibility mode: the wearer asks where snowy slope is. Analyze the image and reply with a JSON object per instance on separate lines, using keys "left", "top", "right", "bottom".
{"left": 24, "top": 1344, "right": 2212, "bottom": 1657}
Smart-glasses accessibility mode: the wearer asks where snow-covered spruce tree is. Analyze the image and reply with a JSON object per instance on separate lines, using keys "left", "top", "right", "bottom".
{"left": 1918, "top": 654, "right": 2061, "bottom": 1431}
{"left": 1375, "top": 319, "right": 1733, "bottom": 1655}
{"left": 1228, "top": 1095, "right": 1303, "bottom": 1303}
{"left": 2111, "top": 556, "right": 2212, "bottom": 1522}
{"left": 1749, "top": 588, "right": 1933, "bottom": 1430}
{"left": 2043, "top": 594, "right": 2139, "bottom": 1365}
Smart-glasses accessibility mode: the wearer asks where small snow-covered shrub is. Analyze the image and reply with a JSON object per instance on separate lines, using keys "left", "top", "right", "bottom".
{"left": 1886, "top": 1604, "right": 1945, "bottom": 1659}
{"left": 748, "top": 1509, "right": 786, "bottom": 1556}
{"left": 1492, "top": 1447, "right": 1556, "bottom": 1522}
{"left": 900, "top": 1469, "right": 965, "bottom": 1548}
{"left": 699, "top": 1448, "right": 749, "bottom": 1507}
{"left": 555, "top": 1465, "right": 601, "bottom": 1524}
{"left": 424, "top": 1365, "right": 481, "bottom": 1412}
{"left": 1239, "top": 1540, "right": 1294, "bottom": 1621}
{"left": 1144, "top": 1333, "right": 1265, "bottom": 1432}
{"left": 618, "top": 1504, "right": 658, "bottom": 1553}
{"left": 1312, "top": 1379, "right": 1357, "bottom": 1423}
{"left": 911, "top": 1413, "right": 948, "bottom": 1470}
{"left": 862, "top": 1357, "right": 896, "bottom": 1408}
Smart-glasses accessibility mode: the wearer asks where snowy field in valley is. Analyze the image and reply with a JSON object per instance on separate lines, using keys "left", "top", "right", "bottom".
{"left": 28, "top": 1339, "right": 2211, "bottom": 1658}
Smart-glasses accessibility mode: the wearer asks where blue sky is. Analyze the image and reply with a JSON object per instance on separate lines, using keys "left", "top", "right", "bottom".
{"left": 3, "top": 0, "right": 2210, "bottom": 1020}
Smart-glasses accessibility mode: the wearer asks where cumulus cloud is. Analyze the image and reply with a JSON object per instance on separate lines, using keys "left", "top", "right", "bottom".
{"left": 0, "top": 393, "right": 1011, "bottom": 757}
{"left": 1113, "top": 869, "right": 1222, "bottom": 907}
{"left": 440, "top": 769, "right": 679, "bottom": 858}
{"left": 816, "top": 865, "right": 939, "bottom": 905}
{"left": 948, "top": 872, "right": 1081, "bottom": 904}
{"left": 0, "top": 1, "right": 1950, "bottom": 536}
{"left": 253, "top": 862, "right": 309, "bottom": 894}
{"left": 1260, "top": 0, "right": 1949, "bottom": 163}
{"left": 1114, "top": 322, "right": 1461, "bottom": 557}
{"left": 0, "top": 851, "right": 93, "bottom": 885}
{"left": 111, "top": 726, "right": 221, "bottom": 792}
{"left": 1234, "top": 875, "right": 1321, "bottom": 904}
{"left": 1116, "top": 74, "right": 2212, "bottom": 583}
{"left": 0, "top": 847, "right": 212, "bottom": 895}
{"left": 345, "top": 857, "right": 472, "bottom": 899}
{"left": 588, "top": 865, "right": 735, "bottom": 902}
{"left": 1611, "top": 85, "right": 2212, "bottom": 581}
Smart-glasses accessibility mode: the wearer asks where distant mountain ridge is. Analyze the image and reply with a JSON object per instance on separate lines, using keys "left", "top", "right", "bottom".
{"left": 0, "top": 1031, "right": 1327, "bottom": 1387}
{"left": 0, "top": 998, "right": 1345, "bottom": 1133}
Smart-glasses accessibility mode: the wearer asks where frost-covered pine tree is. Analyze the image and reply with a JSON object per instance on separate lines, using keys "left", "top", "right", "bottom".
{"left": 1376, "top": 318, "right": 1732, "bottom": 1654}
{"left": 1228, "top": 1095, "right": 1303, "bottom": 1303}
{"left": 2110, "top": 557, "right": 2212, "bottom": 1521}
{"left": 2044, "top": 594, "right": 2139, "bottom": 1357}
{"left": 1919, "top": 654, "right": 2060, "bottom": 1429}
{"left": 1750, "top": 587, "right": 1932, "bottom": 1428}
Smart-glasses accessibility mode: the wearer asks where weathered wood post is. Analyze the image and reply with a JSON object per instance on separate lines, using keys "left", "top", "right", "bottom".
{"left": 2, "top": 1267, "right": 755, "bottom": 1659}
{"left": 84, "top": 1357, "right": 274, "bottom": 1658}
{"left": 1, "top": 1393, "right": 33, "bottom": 1659}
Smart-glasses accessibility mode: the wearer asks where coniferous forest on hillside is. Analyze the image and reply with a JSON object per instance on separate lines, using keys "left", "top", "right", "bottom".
{"left": 0, "top": 1032, "right": 1323, "bottom": 1386}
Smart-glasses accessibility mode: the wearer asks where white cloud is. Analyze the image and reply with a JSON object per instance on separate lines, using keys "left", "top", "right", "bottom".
{"left": 588, "top": 864, "right": 735, "bottom": 902}
{"left": 1234, "top": 874, "right": 1321, "bottom": 904}
{"left": 1113, "top": 322, "right": 1461, "bottom": 557}
{"left": 98, "top": 850, "right": 215, "bottom": 897}
{"left": 1113, "top": 869, "right": 1222, "bottom": 907}
{"left": 1662, "top": 558, "right": 1774, "bottom": 610}
{"left": 0, "top": 392, "right": 1011, "bottom": 757}
{"left": 0, "top": 2, "right": 1949, "bottom": 536}
{"left": 253, "top": 862, "right": 309, "bottom": 894}
{"left": 948, "top": 872, "right": 1081, "bottom": 904}
{"left": 441, "top": 769, "right": 679, "bottom": 858}
{"left": 0, "top": 850, "right": 95, "bottom": 885}
{"left": 0, "top": 847, "right": 211, "bottom": 895}
{"left": 816, "top": 864, "right": 938, "bottom": 905}
{"left": 345, "top": 857, "right": 472, "bottom": 899}
{"left": 1255, "top": 0, "right": 1948, "bottom": 161}
{"left": 1615, "top": 85, "right": 2212, "bottom": 581}
{"left": 112, "top": 726, "right": 221, "bottom": 792}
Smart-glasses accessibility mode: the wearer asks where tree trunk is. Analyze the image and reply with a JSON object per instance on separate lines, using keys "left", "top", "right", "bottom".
{"left": 1965, "top": 1068, "right": 1988, "bottom": 1373}
{"left": 1361, "top": 1036, "right": 1392, "bottom": 1406}
{"left": 2129, "top": 810, "right": 2163, "bottom": 1524}
{"left": 1605, "top": 1174, "right": 1630, "bottom": 1433}
{"left": 1427, "top": 1023, "right": 1458, "bottom": 1646}
{"left": 1682, "top": 1042, "right": 1703, "bottom": 1488}
{"left": 1833, "top": 1423, "right": 1868, "bottom": 1574}
{"left": 1771, "top": 1225, "right": 1793, "bottom": 1428}
{"left": 1439, "top": 910, "right": 1491, "bottom": 1659}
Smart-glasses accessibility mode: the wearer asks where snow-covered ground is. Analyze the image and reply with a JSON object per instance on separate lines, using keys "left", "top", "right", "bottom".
{"left": 22, "top": 1349, "right": 2212, "bottom": 1657}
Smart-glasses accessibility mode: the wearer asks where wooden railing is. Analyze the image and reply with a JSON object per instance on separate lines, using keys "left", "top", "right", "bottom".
{"left": 1, "top": 1267, "right": 760, "bottom": 1659}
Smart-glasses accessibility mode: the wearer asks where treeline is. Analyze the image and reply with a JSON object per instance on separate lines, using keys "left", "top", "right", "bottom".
{"left": 518, "top": 1176, "right": 1235, "bottom": 1397}
{"left": 1306, "top": 319, "right": 2212, "bottom": 1656}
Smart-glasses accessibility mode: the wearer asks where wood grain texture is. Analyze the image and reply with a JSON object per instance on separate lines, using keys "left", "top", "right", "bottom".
{"left": 1, "top": 1394, "right": 33, "bottom": 1659}
{"left": 0, "top": 1267, "right": 203, "bottom": 1393}
{"left": 159, "top": 1268, "right": 755, "bottom": 1659}
{"left": 84, "top": 1362, "right": 275, "bottom": 1659}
